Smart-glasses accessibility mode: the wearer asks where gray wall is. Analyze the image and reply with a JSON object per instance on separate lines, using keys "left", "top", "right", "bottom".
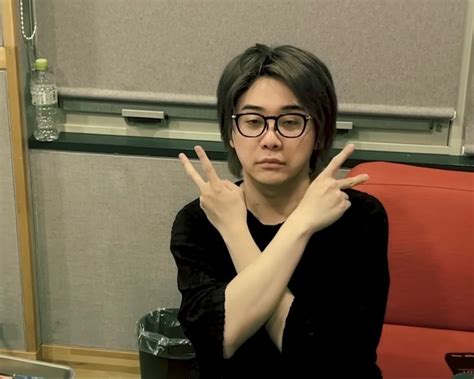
{"left": 7, "top": 0, "right": 471, "bottom": 354}
{"left": 0, "top": 72, "right": 26, "bottom": 351}
{"left": 35, "top": 0, "right": 466, "bottom": 114}
{"left": 30, "top": 150, "right": 233, "bottom": 349}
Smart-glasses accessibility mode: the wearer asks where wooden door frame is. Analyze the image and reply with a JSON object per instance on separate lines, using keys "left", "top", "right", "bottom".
{"left": 1, "top": 0, "right": 39, "bottom": 355}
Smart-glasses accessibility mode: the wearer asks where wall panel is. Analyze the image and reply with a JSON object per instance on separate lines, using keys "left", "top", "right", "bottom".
{"left": 35, "top": 0, "right": 466, "bottom": 115}
{"left": 30, "top": 150, "right": 233, "bottom": 349}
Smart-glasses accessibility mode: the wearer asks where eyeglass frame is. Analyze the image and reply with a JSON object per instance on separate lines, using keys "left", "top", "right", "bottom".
{"left": 231, "top": 112, "right": 313, "bottom": 138}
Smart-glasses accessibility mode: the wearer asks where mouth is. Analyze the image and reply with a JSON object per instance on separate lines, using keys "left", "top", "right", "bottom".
{"left": 257, "top": 158, "right": 285, "bottom": 167}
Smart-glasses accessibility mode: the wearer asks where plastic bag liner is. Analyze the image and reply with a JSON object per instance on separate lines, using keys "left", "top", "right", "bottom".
{"left": 137, "top": 308, "right": 198, "bottom": 379}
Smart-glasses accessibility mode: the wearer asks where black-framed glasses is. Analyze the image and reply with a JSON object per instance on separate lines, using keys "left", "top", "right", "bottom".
{"left": 231, "top": 113, "right": 312, "bottom": 138}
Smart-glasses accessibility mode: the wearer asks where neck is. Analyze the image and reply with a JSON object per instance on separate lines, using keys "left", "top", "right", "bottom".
{"left": 242, "top": 175, "right": 311, "bottom": 225}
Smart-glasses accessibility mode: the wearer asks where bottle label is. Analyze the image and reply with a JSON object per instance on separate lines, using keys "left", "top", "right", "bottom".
{"left": 32, "top": 85, "right": 58, "bottom": 106}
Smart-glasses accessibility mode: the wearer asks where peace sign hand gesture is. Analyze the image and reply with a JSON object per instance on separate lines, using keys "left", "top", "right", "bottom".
{"left": 179, "top": 146, "right": 247, "bottom": 238}
{"left": 293, "top": 144, "right": 369, "bottom": 234}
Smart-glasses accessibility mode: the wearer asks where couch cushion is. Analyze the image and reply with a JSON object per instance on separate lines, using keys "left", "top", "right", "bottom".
{"left": 378, "top": 323, "right": 474, "bottom": 379}
{"left": 348, "top": 162, "right": 474, "bottom": 331}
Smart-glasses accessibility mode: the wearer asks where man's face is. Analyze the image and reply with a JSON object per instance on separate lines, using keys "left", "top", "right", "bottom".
{"left": 231, "top": 76, "right": 316, "bottom": 187}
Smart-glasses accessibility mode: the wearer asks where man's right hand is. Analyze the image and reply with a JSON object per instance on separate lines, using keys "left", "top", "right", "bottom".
{"left": 179, "top": 145, "right": 247, "bottom": 238}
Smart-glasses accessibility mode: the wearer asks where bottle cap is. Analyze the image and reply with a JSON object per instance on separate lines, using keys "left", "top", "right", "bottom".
{"left": 35, "top": 58, "right": 48, "bottom": 71}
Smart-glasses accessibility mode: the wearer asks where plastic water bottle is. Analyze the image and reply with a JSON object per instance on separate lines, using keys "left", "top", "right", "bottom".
{"left": 31, "top": 58, "right": 60, "bottom": 141}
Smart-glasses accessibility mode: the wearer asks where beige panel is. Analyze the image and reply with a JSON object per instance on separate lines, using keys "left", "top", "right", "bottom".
{"left": 0, "top": 47, "right": 5, "bottom": 69}
{"left": 30, "top": 150, "right": 234, "bottom": 349}
{"left": 464, "top": 34, "right": 474, "bottom": 150}
{"left": 0, "top": 72, "right": 26, "bottom": 350}
{"left": 0, "top": 5, "right": 3, "bottom": 46}
{"left": 40, "top": 344, "right": 139, "bottom": 374}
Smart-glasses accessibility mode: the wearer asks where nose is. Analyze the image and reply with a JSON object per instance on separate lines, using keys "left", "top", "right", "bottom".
{"left": 260, "top": 120, "right": 282, "bottom": 150}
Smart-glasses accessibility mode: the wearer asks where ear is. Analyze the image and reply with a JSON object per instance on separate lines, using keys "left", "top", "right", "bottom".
{"left": 229, "top": 135, "right": 235, "bottom": 148}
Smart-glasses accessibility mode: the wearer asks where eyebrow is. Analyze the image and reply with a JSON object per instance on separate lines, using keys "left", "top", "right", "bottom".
{"left": 239, "top": 104, "right": 306, "bottom": 112}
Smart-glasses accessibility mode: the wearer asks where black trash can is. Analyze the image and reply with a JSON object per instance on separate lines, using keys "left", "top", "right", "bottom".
{"left": 137, "top": 308, "right": 198, "bottom": 379}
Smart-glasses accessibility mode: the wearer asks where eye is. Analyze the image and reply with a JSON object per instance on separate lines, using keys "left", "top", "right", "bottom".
{"left": 282, "top": 119, "right": 297, "bottom": 126}
{"left": 279, "top": 115, "right": 303, "bottom": 128}
{"left": 241, "top": 114, "right": 264, "bottom": 127}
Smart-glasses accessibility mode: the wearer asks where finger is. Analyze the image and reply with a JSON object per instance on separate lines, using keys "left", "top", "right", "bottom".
{"left": 194, "top": 145, "right": 221, "bottom": 186}
{"left": 338, "top": 173, "right": 369, "bottom": 189}
{"left": 222, "top": 180, "right": 238, "bottom": 191}
{"left": 224, "top": 180, "right": 246, "bottom": 203}
{"left": 323, "top": 143, "right": 355, "bottom": 177}
{"left": 178, "top": 152, "right": 206, "bottom": 191}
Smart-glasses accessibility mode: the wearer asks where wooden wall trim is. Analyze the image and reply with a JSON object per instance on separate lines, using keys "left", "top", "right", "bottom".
{"left": 0, "top": 348, "right": 39, "bottom": 360}
{"left": 40, "top": 345, "right": 139, "bottom": 374}
{"left": 0, "top": 47, "right": 6, "bottom": 69}
{"left": 3, "top": 0, "right": 38, "bottom": 352}
{"left": 0, "top": 344, "right": 140, "bottom": 374}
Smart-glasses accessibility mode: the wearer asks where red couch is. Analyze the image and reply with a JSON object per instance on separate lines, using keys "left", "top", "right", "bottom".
{"left": 348, "top": 162, "right": 474, "bottom": 379}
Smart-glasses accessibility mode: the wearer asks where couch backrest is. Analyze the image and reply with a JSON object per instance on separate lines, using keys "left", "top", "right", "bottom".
{"left": 348, "top": 162, "right": 474, "bottom": 331}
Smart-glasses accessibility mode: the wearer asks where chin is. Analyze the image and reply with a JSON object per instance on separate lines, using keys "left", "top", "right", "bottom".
{"left": 245, "top": 164, "right": 312, "bottom": 187}
{"left": 247, "top": 170, "right": 291, "bottom": 186}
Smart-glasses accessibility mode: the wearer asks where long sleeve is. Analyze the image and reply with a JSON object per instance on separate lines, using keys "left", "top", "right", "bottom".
{"left": 281, "top": 190, "right": 390, "bottom": 378}
{"left": 170, "top": 199, "right": 233, "bottom": 374}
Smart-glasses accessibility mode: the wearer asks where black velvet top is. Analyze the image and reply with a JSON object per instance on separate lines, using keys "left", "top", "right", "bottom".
{"left": 170, "top": 188, "right": 389, "bottom": 379}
